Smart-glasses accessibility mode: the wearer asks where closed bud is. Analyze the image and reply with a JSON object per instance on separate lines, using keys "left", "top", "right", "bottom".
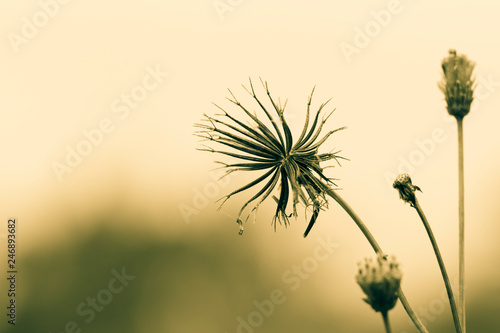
{"left": 438, "top": 49, "right": 475, "bottom": 120}
{"left": 356, "top": 255, "right": 402, "bottom": 313}
{"left": 393, "top": 173, "right": 421, "bottom": 207}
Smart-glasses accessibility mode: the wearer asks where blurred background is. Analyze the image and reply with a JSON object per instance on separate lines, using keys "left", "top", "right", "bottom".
{"left": 1, "top": 0, "right": 500, "bottom": 332}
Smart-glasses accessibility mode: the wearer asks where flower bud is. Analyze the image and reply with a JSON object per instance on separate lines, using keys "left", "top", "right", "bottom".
{"left": 393, "top": 173, "right": 421, "bottom": 207}
{"left": 438, "top": 49, "right": 475, "bottom": 120}
{"left": 356, "top": 255, "right": 402, "bottom": 313}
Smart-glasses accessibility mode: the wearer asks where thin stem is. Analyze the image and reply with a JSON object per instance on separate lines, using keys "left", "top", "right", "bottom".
{"left": 326, "top": 189, "right": 429, "bottom": 333}
{"left": 414, "top": 199, "right": 462, "bottom": 333}
{"left": 327, "top": 189, "right": 380, "bottom": 252}
{"left": 382, "top": 311, "right": 392, "bottom": 333}
{"left": 457, "top": 117, "right": 466, "bottom": 332}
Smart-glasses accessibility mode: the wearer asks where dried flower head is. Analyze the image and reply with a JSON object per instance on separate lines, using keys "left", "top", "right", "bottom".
{"left": 438, "top": 49, "right": 475, "bottom": 120}
{"left": 393, "top": 173, "right": 421, "bottom": 207}
{"left": 356, "top": 255, "right": 402, "bottom": 313}
{"left": 195, "top": 79, "right": 345, "bottom": 236}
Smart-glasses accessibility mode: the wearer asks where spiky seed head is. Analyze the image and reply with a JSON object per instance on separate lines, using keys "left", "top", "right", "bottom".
{"left": 195, "top": 79, "right": 345, "bottom": 235}
{"left": 356, "top": 254, "right": 402, "bottom": 313}
{"left": 393, "top": 173, "right": 421, "bottom": 207}
{"left": 438, "top": 49, "right": 475, "bottom": 120}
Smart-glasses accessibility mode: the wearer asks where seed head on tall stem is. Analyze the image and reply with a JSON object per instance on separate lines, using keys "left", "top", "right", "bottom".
{"left": 394, "top": 173, "right": 462, "bottom": 333}
{"left": 438, "top": 49, "right": 476, "bottom": 332}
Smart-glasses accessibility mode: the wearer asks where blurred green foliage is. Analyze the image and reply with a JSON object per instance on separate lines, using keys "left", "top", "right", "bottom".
{"left": 1, "top": 213, "right": 498, "bottom": 333}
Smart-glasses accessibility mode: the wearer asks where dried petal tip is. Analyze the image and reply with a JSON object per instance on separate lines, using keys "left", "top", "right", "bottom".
{"left": 356, "top": 255, "right": 402, "bottom": 313}
{"left": 393, "top": 173, "right": 421, "bottom": 207}
{"left": 438, "top": 49, "right": 475, "bottom": 120}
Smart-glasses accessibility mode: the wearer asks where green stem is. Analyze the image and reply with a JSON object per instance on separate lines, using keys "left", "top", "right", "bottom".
{"left": 382, "top": 311, "right": 392, "bottom": 333}
{"left": 326, "top": 189, "right": 429, "bottom": 333}
{"left": 414, "top": 198, "right": 462, "bottom": 333}
{"left": 457, "top": 117, "right": 466, "bottom": 332}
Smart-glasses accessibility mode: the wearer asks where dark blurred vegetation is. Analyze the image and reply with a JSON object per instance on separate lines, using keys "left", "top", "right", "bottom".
{"left": 1, "top": 212, "right": 498, "bottom": 333}
{"left": 1, "top": 213, "right": 336, "bottom": 333}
